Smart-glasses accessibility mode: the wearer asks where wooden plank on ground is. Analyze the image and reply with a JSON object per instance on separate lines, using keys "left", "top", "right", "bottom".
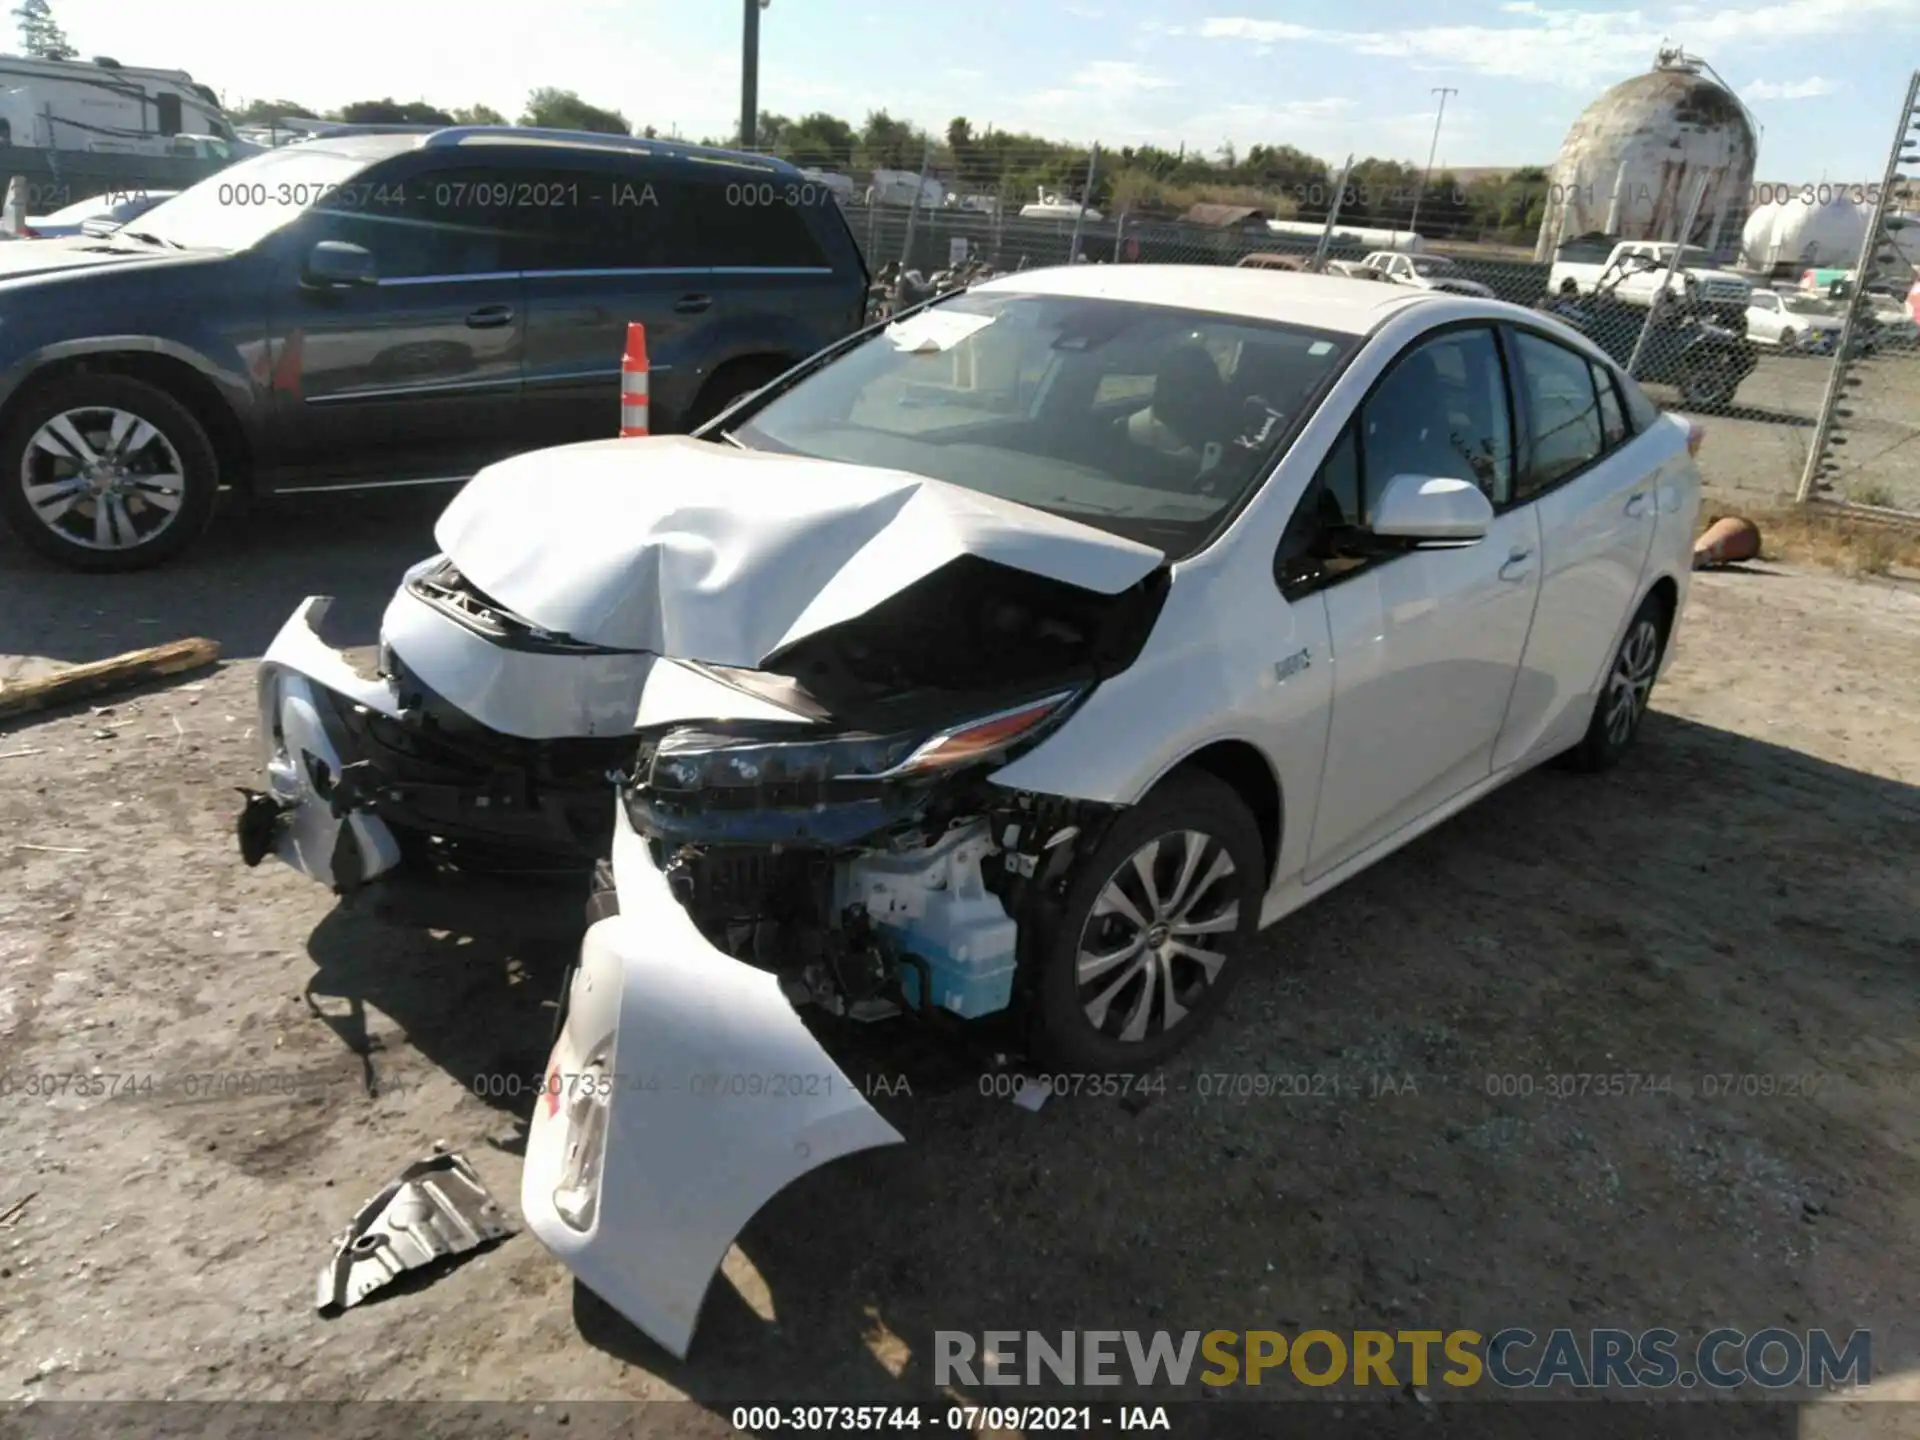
{"left": 0, "top": 638, "right": 220, "bottom": 720}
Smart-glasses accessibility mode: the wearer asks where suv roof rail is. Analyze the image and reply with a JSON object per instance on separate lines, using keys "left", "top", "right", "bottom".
{"left": 421, "top": 124, "right": 785, "bottom": 169}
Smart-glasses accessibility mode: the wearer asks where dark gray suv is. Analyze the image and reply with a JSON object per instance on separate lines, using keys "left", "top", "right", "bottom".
{"left": 0, "top": 126, "right": 869, "bottom": 570}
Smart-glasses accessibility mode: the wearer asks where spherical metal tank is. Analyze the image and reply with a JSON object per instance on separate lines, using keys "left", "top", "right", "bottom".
{"left": 1535, "top": 50, "right": 1758, "bottom": 261}
{"left": 1739, "top": 196, "right": 1872, "bottom": 272}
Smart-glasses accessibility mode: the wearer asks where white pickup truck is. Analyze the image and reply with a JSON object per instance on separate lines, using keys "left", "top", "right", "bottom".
{"left": 1549, "top": 239, "right": 1752, "bottom": 312}
{"left": 1359, "top": 251, "right": 1495, "bottom": 297}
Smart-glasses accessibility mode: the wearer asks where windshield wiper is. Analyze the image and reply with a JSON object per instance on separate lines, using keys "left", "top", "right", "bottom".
{"left": 115, "top": 230, "right": 183, "bottom": 249}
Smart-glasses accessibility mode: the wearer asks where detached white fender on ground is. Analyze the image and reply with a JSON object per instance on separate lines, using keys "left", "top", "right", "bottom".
{"left": 520, "top": 806, "right": 905, "bottom": 1359}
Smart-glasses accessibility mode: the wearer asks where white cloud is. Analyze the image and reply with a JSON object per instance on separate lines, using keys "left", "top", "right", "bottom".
{"left": 1199, "top": 0, "right": 1919, "bottom": 86}
{"left": 1198, "top": 18, "right": 1322, "bottom": 42}
{"left": 1743, "top": 75, "right": 1834, "bottom": 99}
{"left": 1028, "top": 60, "right": 1179, "bottom": 110}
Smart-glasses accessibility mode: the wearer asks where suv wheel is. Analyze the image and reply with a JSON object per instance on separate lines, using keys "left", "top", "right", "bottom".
{"left": 0, "top": 375, "right": 219, "bottom": 571}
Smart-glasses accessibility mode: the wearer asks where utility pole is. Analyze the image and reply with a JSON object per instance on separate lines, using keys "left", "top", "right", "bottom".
{"left": 740, "top": 0, "right": 767, "bottom": 149}
{"left": 1407, "top": 86, "right": 1456, "bottom": 238}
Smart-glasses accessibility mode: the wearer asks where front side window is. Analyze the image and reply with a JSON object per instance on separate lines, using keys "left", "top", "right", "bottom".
{"left": 129, "top": 144, "right": 384, "bottom": 250}
{"left": 1512, "top": 330, "right": 1603, "bottom": 494}
{"left": 310, "top": 168, "right": 529, "bottom": 279}
{"left": 730, "top": 291, "right": 1357, "bottom": 559}
{"left": 1359, "top": 326, "right": 1513, "bottom": 510}
{"left": 1274, "top": 326, "right": 1514, "bottom": 597}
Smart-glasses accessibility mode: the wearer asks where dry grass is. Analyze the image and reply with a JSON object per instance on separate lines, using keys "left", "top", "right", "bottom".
{"left": 1106, "top": 172, "right": 1304, "bottom": 219}
{"left": 1714, "top": 504, "right": 1920, "bottom": 579}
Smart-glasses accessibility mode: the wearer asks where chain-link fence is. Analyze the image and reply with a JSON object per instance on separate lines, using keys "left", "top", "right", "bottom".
{"left": 810, "top": 106, "right": 1920, "bottom": 518}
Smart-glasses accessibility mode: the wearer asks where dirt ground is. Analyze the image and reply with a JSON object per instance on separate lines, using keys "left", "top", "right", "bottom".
{"left": 2, "top": 497, "right": 1920, "bottom": 1433}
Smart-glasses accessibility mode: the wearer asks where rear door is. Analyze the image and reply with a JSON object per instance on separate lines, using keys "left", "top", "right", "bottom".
{"left": 1492, "top": 330, "right": 1658, "bottom": 768}
{"left": 267, "top": 162, "right": 528, "bottom": 489}
{"left": 513, "top": 156, "right": 721, "bottom": 446}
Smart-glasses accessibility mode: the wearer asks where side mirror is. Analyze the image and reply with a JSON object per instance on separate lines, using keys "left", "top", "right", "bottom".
{"left": 302, "top": 240, "right": 375, "bottom": 288}
{"left": 1369, "top": 473, "right": 1493, "bottom": 543}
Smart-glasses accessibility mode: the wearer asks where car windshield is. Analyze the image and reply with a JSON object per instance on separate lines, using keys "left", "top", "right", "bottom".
{"left": 1783, "top": 294, "right": 1839, "bottom": 315}
{"left": 125, "top": 146, "right": 376, "bottom": 250}
{"left": 1410, "top": 257, "right": 1456, "bottom": 275}
{"left": 729, "top": 291, "right": 1358, "bottom": 559}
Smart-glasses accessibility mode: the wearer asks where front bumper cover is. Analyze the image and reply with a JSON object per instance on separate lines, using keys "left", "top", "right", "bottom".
{"left": 241, "top": 597, "right": 408, "bottom": 890}
{"left": 521, "top": 806, "right": 904, "bottom": 1358}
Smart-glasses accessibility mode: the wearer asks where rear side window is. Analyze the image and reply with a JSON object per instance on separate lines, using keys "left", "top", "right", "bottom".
{"left": 1590, "top": 359, "right": 1628, "bottom": 448}
{"left": 683, "top": 174, "right": 831, "bottom": 268}
{"left": 504, "top": 164, "right": 833, "bottom": 271}
{"left": 1616, "top": 367, "right": 1664, "bottom": 433}
{"left": 502, "top": 166, "right": 694, "bottom": 271}
{"left": 1512, "top": 331, "right": 1603, "bottom": 495}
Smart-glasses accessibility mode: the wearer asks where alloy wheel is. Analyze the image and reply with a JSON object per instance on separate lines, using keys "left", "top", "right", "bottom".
{"left": 20, "top": 406, "right": 187, "bottom": 551}
{"left": 1075, "top": 829, "right": 1240, "bottom": 1044}
{"left": 1604, "top": 617, "right": 1661, "bottom": 748}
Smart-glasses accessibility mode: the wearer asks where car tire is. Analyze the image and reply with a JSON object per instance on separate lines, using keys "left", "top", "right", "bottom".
{"left": 1562, "top": 591, "right": 1670, "bottom": 774}
{"left": 686, "top": 357, "right": 792, "bottom": 432}
{"left": 1778, "top": 327, "right": 1796, "bottom": 352}
{"left": 1030, "top": 768, "right": 1264, "bottom": 1072}
{"left": 0, "top": 374, "right": 219, "bottom": 572}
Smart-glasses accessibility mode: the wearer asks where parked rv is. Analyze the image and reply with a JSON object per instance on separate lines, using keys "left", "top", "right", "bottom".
{"left": 0, "top": 53, "right": 239, "bottom": 153}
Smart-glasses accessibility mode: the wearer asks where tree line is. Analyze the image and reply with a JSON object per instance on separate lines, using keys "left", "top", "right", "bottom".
{"left": 238, "top": 97, "right": 1553, "bottom": 243}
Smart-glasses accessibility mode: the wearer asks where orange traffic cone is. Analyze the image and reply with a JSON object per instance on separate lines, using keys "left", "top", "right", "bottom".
{"left": 1693, "top": 515, "right": 1761, "bottom": 569}
{"left": 619, "top": 323, "right": 649, "bottom": 437}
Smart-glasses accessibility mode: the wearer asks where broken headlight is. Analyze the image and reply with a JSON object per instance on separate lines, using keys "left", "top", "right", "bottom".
{"left": 640, "top": 688, "right": 1082, "bottom": 796}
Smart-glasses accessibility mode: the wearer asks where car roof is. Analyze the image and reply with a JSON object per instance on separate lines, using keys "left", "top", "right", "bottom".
{"left": 281, "top": 126, "right": 803, "bottom": 176}
{"left": 970, "top": 263, "right": 1435, "bottom": 335}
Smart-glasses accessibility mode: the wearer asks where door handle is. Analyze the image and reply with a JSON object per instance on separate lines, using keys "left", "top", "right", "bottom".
{"left": 674, "top": 293, "right": 713, "bottom": 315}
{"left": 1624, "top": 491, "right": 1650, "bottom": 517}
{"left": 465, "top": 305, "right": 513, "bottom": 329}
{"left": 1499, "top": 547, "right": 1534, "bottom": 583}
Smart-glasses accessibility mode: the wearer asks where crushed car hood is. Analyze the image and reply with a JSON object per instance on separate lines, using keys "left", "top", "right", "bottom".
{"left": 433, "top": 435, "right": 1167, "bottom": 665}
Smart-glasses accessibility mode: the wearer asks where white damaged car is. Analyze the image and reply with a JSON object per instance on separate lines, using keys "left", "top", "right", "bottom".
{"left": 239, "top": 265, "right": 1702, "bottom": 1356}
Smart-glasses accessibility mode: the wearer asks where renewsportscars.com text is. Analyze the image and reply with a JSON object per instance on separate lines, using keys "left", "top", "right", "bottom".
{"left": 934, "top": 1327, "right": 1872, "bottom": 1391}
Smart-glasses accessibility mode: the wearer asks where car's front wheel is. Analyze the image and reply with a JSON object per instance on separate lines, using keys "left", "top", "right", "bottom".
{"left": 0, "top": 374, "right": 219, "bottom": 571}
{"left": 1032, "top": 769, "right": 1263, "bottom": 1071}
{"left": 1563, "top": 592, "right": 1669, "bottom": 772}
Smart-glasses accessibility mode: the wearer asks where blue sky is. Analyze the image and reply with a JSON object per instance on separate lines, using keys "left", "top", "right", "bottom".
{"left": 43, "top": 0, "right": 1920, "bottom": 180}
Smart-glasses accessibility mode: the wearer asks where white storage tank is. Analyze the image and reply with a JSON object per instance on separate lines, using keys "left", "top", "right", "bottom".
{"left": 1535, "top": 47, "right": 1758, "bottom": 261}
{"left": 1740, "top": 195, "right": 1872, "bottom": 274}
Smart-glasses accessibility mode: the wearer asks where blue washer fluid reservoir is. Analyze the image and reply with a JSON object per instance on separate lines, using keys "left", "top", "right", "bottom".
{"left": 837, "top": 820, "right": 1020, "bottom": 1019}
